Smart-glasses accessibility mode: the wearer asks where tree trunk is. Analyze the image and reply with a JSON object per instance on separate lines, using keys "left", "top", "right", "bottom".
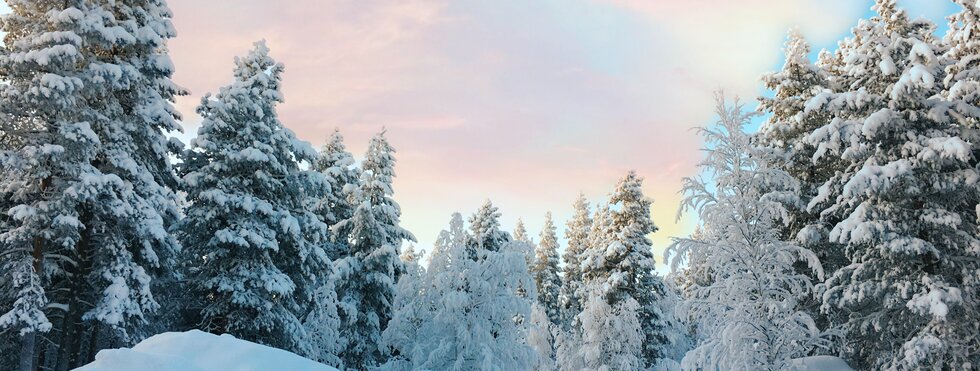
{"left": 17, "top": 332, "right": 36, "bottom": 371}
{"left": 55, "top": 218, "right": 91, "bottom": 371}
{"left": 54, "top": 291, "right": 78, "bottom": 371}
{"left": 85, "top": 322, "right": 101, "bottom": 364}
{"left": 63, "top": 263, "right": 89, "bottom": 370}
{"left": 20, "top": 177, "right": 51, "bottom": 371}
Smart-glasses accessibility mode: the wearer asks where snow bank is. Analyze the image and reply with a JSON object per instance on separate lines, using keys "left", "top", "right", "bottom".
{"left": 74, "top": 330, "right": 337, "bottom": 371}
{"left": 791, "top": 356, "right": 854, "bottom": 371}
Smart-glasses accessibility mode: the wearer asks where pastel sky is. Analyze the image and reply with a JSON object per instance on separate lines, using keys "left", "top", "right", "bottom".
{"left": 160, "top": 0, "right": 960, "bottom": 271}
{"left": 3, "top": 1, "right": 956, "bottom": 271}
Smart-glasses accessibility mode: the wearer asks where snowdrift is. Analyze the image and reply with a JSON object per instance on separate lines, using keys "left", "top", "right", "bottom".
{"left": 72, "top": 329, "right": 852, "bottom": 371}
{"left": 791, "top": 355, "right": 854, "bottom": 371}
{"left": 74, "top": 330, "right": 337, "bottom": 371}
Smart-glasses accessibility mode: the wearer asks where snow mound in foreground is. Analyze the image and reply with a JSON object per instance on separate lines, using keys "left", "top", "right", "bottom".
{"left": 74, "top": 330, "right": 336, "bottom": 371}
{"left": 791, "top": 355, "right": 854, "bottom": 371}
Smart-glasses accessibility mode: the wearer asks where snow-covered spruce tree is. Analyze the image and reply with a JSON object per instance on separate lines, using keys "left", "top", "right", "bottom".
{"left": 303, "top": 275, "right": 342, "bottom": 369}
{"left": 467, "top": 199, "right": 512, "bottom": 256}
{"left": 511, "top": 217, "right": 537, "bottom": 300}
{"left": 669, "top": 95, "right": 835, "bottom": 370}
{"left": 313, "top": 128, "right": 360, "bottom": 260}
{"left": 0, "top": 147, "right": 50, "bottom": 371}
{"left": 558, "top": 194, "right": 591, "bottom": 328}
{"left": 0, "top": 224, "right": 51, "bottom": 371}
{"left": 943, "top": 0, "right": 980, "bottom": 161}
{"left": 556, "top": 202, "right": 610, "bottom": 371}
{"left": 383, "top": 211, "right": 536, "bottom": 371}
{"left": 579, "top": 171, "right": 672, "bottom": 367}
{"left": 802, "top": 2, "right": 980, "bottom": 368}
{"left": 427, "top": 211, "right": 468, "bottom": 270}
{"left": 468, "top": 200, "right": 534, "bottom": 304}
{"left": 528, "top": 303, "right": 556, "bottom": 371}
{"left": 757, "top": 31, "right": 848, "bottom": 329}
{"left": 513, "top": 217, "right": 532, "bottom": 245}
{"left": 574, "top": 281, "right": 645, "bottom": 371}
{"left": 332, "top": 130, "right": 416, "bottom": 369}
{"left": 554, "top": 322, "right": 582, "bottom": 371}
{"left": 177, "top": 41, "right": 331, "bottom": 354}
{"left": 655, "top": 278, "right": 693, "bottom": 366}
{"left": 383, "top": 217, "right": 461, "bottom": 371}
{"left": 531, "top": 212, "right": 562, "bottom": 325}
{"left": 758, "top": 29, "right": 833, "bottom": 190}
{"left": 0, "top": 0, "right": 185, "bottom": 368}
{"left": 379, "top": 244, "right": 427, "bottom": 370}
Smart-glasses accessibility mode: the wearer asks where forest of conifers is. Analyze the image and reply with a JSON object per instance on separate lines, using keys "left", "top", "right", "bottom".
{"left": 1, "top": 0, "right": 978, "bottom": 370}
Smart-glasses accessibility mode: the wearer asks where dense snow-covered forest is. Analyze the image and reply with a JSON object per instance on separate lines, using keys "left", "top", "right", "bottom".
{"left": 1, "top": 0, "right": 978, "bottom": 370}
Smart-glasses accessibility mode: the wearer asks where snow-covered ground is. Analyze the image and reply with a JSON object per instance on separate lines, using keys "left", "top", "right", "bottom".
{"left": 791, "top": 355, "right": 855, "bottom": 371}
{"left": 73, "top": 329, "right": 852, "bottom": 371}
{"left": 74, "top": 330, "right": 337, "bottom": 371}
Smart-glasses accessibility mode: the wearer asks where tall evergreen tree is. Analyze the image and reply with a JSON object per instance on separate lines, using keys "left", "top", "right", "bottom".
{"left": 528, "top": 303, "right": 556, "bottom": 371}
{"left": 943, "top": 0, "right": 980, "bottom": 161}
{"left": 513, "top": 218, "right": 532, "bottom": 245}
{"left": 303, "top": 276, "right": 342, "bottom": 369}
{"left": 333, "top": 130, "right": 416, "bottom": 369}
{"left": 575, "top": 172, "right": 673, "bottom": 367}
{"left": 0, "top": 1, "right": 184, "bottom": 369}
{"left": 802, "top": 1, "right": 980, "bottom": 367}
{"left": 384, "top": 211, "right": 536, "bottom": 371}
{"left": 467, "top": 200, "right": 511, "bottom": 256}
{"left": 512, "top": 217, "right": 536, "bottom": 293}
{"left": 671, "top": 95, "right": 835, "bottom": 370}
{"left": 576, "top": 283, "right": 644, "bottom": 371}
{"left": 758, "top": 30, "right": 847, "bottom": 280}
{"left": 314, "top": 128, "right": 359, "bottom": 260}
{"left": 558, "top": 194, "right": 591, "bottom": 328}
{"left": 379, "top": 244, "right": 425, "bottom": 370}
{"left": 531, "top": 212, "right": 562, "bottom": 325}
{"left": 177, "top": 41, "right": 331, "bottom": 354}
{"left": 589, "top": 171, "right": 671, "bottom": 366}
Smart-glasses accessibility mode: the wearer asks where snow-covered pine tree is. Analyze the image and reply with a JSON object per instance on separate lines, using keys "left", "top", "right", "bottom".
{"left": 379, "top": 244, "right": 426, "bottom": 370}
{"left": 670, "top": 95, "right": 835, "bottom": 370}
{"left": 177, "top": 41, "right": 331, "bottom": 354}
{"left": 531, "top": 212, "right": 562, "bottom": 325}
{"left": 757, "top": 30, "right": 848, "bottom": 291}
{"left": 585, "top": 203, "right": 613, "bottom": 270}
{"left": 943, "top": 0, "right": 980, "bottom": 161}
{"left": 554, "top": 322, "right": 582, "bottom": 371}
{"left": 513, "top": 218, "right": 532, "bottom": 245}
{"left": 427, "top": 212, "right": 468, "bottom": 270}
{"left": 383, "top": 217, "right": 462, "bottom": 371}
{"left": 759, "top": 29, "right": 832, "bottom": 175}
{"left": 556, "top": 202, "right": 611, "bottom": 370}
{"left": 575, "top": 281, "right": 644, "bottom": 371}
{"left": 467, "top": 199, "right": 511, "bottom": 256}
{"left": 558, "top": 194, "right": 591, "bottom": 328}
{"left": 510, "top": 217, "right": 536, "bottom": 300}
{"left": 383, "top": 211, "right": 536, "bottom": 371}
{"left": 303, "top": 276, "right": 342, "bottom": 369}
{"left": 1, "top": 143, "right": 50, "bottom": 371}
{"left": 332, "top": 129, "right": 416, "bottom": 369}
{"left": 0, "top": 226, "right": 50, "bottom": 371}
{"left": 528, "top": 303, "right": 556, "bottom": 371}
{"left": 313, "top": 128, "right": 360, "bottom": 260}
{"left": 0, "top": 0, "right": 185, "bottom": 368}
{"left": 655, "top": 278, "right": 693, "bottom": 367}
{"left": 803, "top": 1, "right": 980, "bottom": 368}
{"left": 579, "top": 171, "right": 672, "bottom": 367}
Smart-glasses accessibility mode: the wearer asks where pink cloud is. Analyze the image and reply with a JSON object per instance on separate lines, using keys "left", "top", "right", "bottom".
{"left": 164, "top": 0, "right": 902, "bottom": 271}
